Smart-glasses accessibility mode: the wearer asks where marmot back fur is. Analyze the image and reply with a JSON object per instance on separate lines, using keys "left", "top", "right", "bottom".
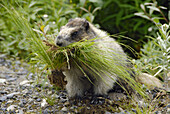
{"left": 55, "top": 18, "right": 132, "bottom": 98}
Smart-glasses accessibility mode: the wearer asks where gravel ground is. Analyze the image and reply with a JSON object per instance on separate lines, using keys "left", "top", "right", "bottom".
{"left": 0, "top": 57, "right": 169, "bottom": 114}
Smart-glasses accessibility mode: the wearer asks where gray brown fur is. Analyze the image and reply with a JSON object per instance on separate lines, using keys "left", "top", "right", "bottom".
{"left": 55, "top": 18, "right": 130, "bottom": 98}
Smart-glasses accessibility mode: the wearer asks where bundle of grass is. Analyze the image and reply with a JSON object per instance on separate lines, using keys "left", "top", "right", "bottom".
{"left": 3, "top": 4, "right": 145, "bottom": 98}
{"left": 43, "top": 38, "right": 132, "bottom": 90}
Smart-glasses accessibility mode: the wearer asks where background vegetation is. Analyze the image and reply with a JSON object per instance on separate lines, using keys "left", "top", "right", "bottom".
{"left": 0, "top": 0, "right": 169, "bottom": 85}
{"left": 0, "top": 0, "right": 168, "bottom": 58}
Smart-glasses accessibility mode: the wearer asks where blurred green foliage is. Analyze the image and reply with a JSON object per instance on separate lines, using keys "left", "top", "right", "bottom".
{"left": 0, "top": 0, "right": 168, "bottom": 59}
{"left": 133, "top": 1, "right": 169, "bottom": 83}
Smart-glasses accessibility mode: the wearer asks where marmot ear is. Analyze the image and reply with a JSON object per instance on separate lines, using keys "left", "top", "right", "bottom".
{"left": 83, "top": 20, "right": 89, "bottom": 31}
{"left": 68, "top": 18, "right": 73, "bottom": 22}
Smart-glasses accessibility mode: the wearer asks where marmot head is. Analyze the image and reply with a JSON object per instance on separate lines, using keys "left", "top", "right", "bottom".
{"left": 55, "top": 18, "right": 96, "bottom": 47}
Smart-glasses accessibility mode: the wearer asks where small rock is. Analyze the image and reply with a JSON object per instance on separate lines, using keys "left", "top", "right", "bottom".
{"left": 154, "top": 111, "right": 162, "bottom": 114}
{"left": 48, "top": 91, "right": 53, "bottom": 95}
{"left": 28, "top": 98, "right": 34, "bottom": 104}
{"left": 19, "top": 102, "right": 24, "bottom": 108}
{"left": 86, "top": 107, "right": 90, "bottom": 110}
{"left": 22, "top": 89, "right": 29, "bottom": 94}
{"left": 21, "top": 99, "right": 27, "bottom": 104}
{"left": 105, "top": 111, "right": 112, "bottom": 114}
{"left": 28, "top": 105, "right": 32, "bottom": 110}
{"left": 167, "top": 108, "right": 170, "bottom": 113}
{"left": 137, "top": 73, "right": 163, "bottom": 88}
{"left": 17, "top": 109, "right": 24, "bottom": 114}
{"left": 59, "top": 98, "right": 67, "bottom": 103}
{"left": 0, "top": 96, "right": 7, "bottom": 102}
{"left": 27, "top": 90, "right": 32, "bottom": 94}
{"left": 27, "top": 110, "right": 34, "bottom": 113}
{"left": 28, "top": 73, "right": 34, "bottom": 79}
{"left": 36, "top": 98, "right": 42, "bottom": 102}
{"left": 0, "top": 79, "right": 7, "bottom": 83}
{"left": 41, "top": 99, "right": 47, "bottom": 108}
{"left": 70, "top": 106, "right": 77, "bottom": 109}
{"left": 131, "top": 108, "right": 137, "bottom": 113}
{"left": 6, "top": 92, "right": 20, "bottom": 99}
{"left": 7, "top": 100, "right": 13, "bottom": 104}
{"left": 7, "top": 105, "right": 17, "bottom": 111}
{"left": 19, "top": 80, "right": 30, "bottom": 86}
{"left": 64, "top": 101, "right": 70, "bottom": 106}
{"left": 51, "top": 94, "right": 60, "bottom": 99}
{"left": 7, "top": 77, "right": 17, "bottom": 82}
{"left": 33, "top": 96, "right": 38, "bottom": 99}
{"left": 167, "top": 104, "right": 170, "bottom": 108}
{"left": 43, "top": 109, "right": 51, "bottom": 113}
{"left": 23, "top": 84, "right": 31, "bottom": 87}
{"left": 1, "top": 108, "right": 7, "bottom": 111}
{"left": 0, "top": 91, "right": 8, "bottom": 94}
{"left": 34, "top": 101, "right": 38, "bottom": 105}
{"left": 61, "top": 107, "right": 68, "bottom": 112}
{"left": 15, "top": 60, "right": 21, "bottom": 65}
{"left": 138, "top": 100, "right": 148, "bottom": 108}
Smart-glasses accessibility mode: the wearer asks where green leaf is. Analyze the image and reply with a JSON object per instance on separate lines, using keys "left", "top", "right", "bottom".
{"left": 29, "top": 1, "right": 37, "bottom": 8}
{"left": 147, "top": 6, "right": 160, "bottom": 15}
{"left": 152, "top": 17, "right": 160, "bottom": 24}
{"left": 44, "top": 25, "right": 49, "bottom": 34}
{"left": 79, "top": 0, "right": 86, "bottom": 6}
{"left": 140, "top": 4, "right": 145, "bottom": 11}
{"left": 134, "top": 12, "right": 150, "bottom": 20}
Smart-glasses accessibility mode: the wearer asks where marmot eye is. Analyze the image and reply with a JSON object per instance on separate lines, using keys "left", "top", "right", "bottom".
{"left": 71, "top": 31, "right": 78, "bottom": 36}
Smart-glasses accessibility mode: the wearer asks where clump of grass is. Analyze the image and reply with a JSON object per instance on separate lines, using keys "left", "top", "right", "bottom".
{"left": 2, "top": 4, "right": 146, "bottom": 97}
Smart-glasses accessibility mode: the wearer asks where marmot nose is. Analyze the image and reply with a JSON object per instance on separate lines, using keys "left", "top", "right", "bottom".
{"left": 56, "top": 36, "right": 63, "bottom": 46}
{"left": 56, "top": 42, "right": 63, "bottom": 46}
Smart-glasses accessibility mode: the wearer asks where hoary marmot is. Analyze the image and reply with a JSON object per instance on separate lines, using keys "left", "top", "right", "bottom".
{"left": 55, "top": 18, "right": 134, "bottom": 99}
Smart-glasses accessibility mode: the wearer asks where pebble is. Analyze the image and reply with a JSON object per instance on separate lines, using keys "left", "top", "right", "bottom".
{"left": 22, "top": 89, "right": 29, "bottom": 94}
{"left": 131, "top": 108, "right": 137, "bottom": 113}
{"left": 41, "top": 99, "right": 48, "bottom": 108}
{"left": 1, "top": 108, "right": 7, "bottom": 111}
{"left": 28, "top": 98, "right": 34, "bottom": 104}
{"left": 61, "top": 107, "right": 68, "bottom": 112}
{"left": 48, "top": 91, "right": 53, "bottom": 95}
{"left": 23, "top": 83, "right": 31, "bottom": 87}
{"left": 28, "top": 105, "right": 32, "bottom": 110}
{"left": 105, "top": 111, "right": 112, "bottom": 114}
{"left": 167, "top": 104, "right": 170, "bottom": 108}
{"left": 19, "top": 102, "right": 25, "bottom": 107}
{"left": 19, "top": 80, "right": 30, "bottom": 86}
{"left": 36, "top": 98, "right": 41, "bottom": 102}
{"left": 7, "top": 105, "right": 17, "bottom": 111}
{"left": 7, "top": 77, "right": 17, "bottom": 82}
{"left": 6, "top": 92, "right": 20, "bottom": 99}
{"left": 0, "top": 91, "right": 8, "bottom": 94}
{"left": 64, "top": 101, "right": 70, "bottom": 106}
{"left": 59, "top": 98, "right": 67, "bottom": 103}
{"left": 0, "top": 78, "right": 7, "bottom": 83}
{"left": 0, "top": 96, "right": 7, "bottom": 102}
{"left": 167, "top": 108, "right": 170, "bottom": 113}
{"left": 21, "top": 99, "right": 27, "bottom": 104}
{"left": 86, "top": 107, "right": 90, "bottom": 110}
{"left": 33, "top": 96, "right": 38, "bottom": 99}
{"left": 138, "top": 100, "right": 148, "bottom": 108}
{"left": 70, "top": 106, "right": 77, "bottom": 109}
{"left": 7, "top": 100, "right": 13, "bottom": 104}
{"left": 51, "top": 94, "right": 60, "bottom": 99}
{"left": 154, "top": 111, "right": 162, "bottom": 114}
{"left": 17, "top": 109, "right": 24, "bottom": 114}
